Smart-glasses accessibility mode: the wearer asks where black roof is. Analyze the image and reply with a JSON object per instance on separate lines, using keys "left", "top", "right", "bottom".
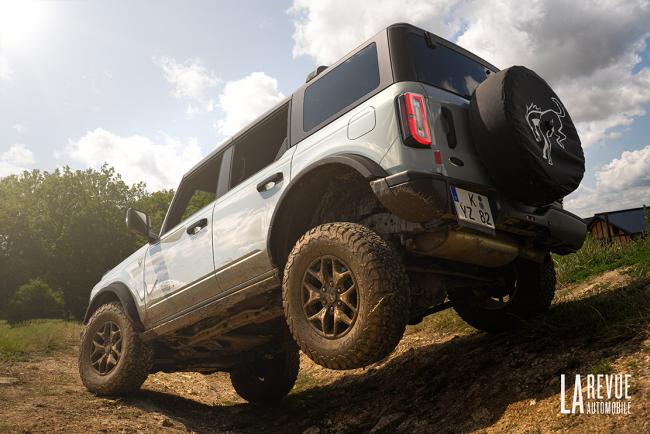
{"left": 589, "top": 206, "right": 649, "bottom": 234}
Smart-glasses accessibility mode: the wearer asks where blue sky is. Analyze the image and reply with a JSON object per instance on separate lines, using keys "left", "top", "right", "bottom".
{"left": 1, "top": 0, "right": 650, "bottom": 217}
{"left": 0, "top": 1, "right": 311, "bottom": 177}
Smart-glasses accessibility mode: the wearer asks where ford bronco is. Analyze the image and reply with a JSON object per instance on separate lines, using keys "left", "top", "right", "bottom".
{"left": 79, "top": 23, "right": 587, "bottom": 403}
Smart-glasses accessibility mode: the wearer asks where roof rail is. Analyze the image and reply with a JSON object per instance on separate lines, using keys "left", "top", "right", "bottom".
{"left": 305, "top": 65, "right": 328, "bottom": 83}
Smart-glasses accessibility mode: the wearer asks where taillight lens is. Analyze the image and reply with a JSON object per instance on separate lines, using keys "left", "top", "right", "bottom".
{"left": 397, "top": 92, "right": 432, "bottom": 147}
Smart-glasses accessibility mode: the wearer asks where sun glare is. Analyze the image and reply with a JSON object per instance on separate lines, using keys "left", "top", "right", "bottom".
{"left": 0, "top": 0, "right": 47, "bottom": 49}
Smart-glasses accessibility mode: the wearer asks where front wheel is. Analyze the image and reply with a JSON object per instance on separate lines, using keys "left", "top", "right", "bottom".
{"left": 447, "top": 255, "right": 556, "bottom": 332}
{"left": 282, "top": 222, "right": 410, "bottom": 370}
{"left": 230, "top": 349, "right": 300, "bottom": 403}
{"left": 79, "top": 302, "right": 152, "bottom": 396}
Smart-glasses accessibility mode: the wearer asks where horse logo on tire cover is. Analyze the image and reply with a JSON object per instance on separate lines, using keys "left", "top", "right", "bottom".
{"left": 525, "top": 97, "right": 567, "bottom": 166}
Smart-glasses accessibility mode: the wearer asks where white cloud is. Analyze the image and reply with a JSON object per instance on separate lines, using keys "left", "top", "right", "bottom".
{"left": 596, "top": 146, "right": 650, "bottom": 191}
{"left": 12, "top": 123, "right": 25, "bottom": 134}
{"left": 288, "top": 0, "right": 650, "bottom": 147}
{"left": 155, "top": 56, "right": 285, "bottom": 137}
{"left": 155, "top": 56, "right": 220, "bottom": 115}
{"left": 0, "top": 143, "right": 35, "bottom": 177}
{"left": 289, "top": 0, "right": 457, "bottom": 65}
{"left": 0, "top": 55, "right": 13, "bottom": 81}
{"left": 564, "top": 145, "right": 650, "bottom": 217}
{"left": 65, "top": 128, "right": 202, "bottom": 191}
{"left": 215, "top": 72, "right": 285, "bottom": 137}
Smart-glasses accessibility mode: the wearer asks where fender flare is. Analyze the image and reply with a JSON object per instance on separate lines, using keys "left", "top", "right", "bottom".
{"left": 267, "top": 153, "right": 387, "bottom": 268}
{"left": 83, "top": 282, "right": 144, "bottom": 331}
{"left": 298, "top": 153, "right": 387, "bottom": 182}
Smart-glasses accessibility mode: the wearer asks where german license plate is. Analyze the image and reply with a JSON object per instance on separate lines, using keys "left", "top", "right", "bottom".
{"left": 450, "top": 186, "right": 495, "bottom": 230}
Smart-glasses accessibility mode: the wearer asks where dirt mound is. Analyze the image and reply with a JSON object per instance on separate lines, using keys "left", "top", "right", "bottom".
{"left": 1, "top": 271, "right": 649, "bottom": 433}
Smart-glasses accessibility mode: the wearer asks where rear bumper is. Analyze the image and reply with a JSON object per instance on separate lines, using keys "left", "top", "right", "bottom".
{"left": 370, "top": 170, "right": 586, "bottom": 254}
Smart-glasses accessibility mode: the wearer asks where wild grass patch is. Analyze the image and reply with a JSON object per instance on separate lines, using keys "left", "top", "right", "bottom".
{"left": 527, "top": 276, "right": 650, "bottom": 342}
{"left": 292, "top": 371, "right": 328, "bottom": 394}
{"left": 407, "top": 308, "right": 473, "bottom": 336}
{"left": 0, "top": 320, "right": 82, "bottom": 360}
{"left": 554, "top": 236, "right": 650, "bottom": 285}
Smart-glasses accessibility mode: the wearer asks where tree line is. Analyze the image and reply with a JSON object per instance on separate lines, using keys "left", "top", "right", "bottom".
{"left": 0, "top": 165, "right": 196, "bottom": 322}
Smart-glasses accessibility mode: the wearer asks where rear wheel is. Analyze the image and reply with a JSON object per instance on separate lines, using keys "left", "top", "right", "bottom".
{"left": 283, "top": 222, "right": 410, "bottom": 370}
{"left": 79, "top": 302, "right": 152, "bottom": 396}
{"left": 447, "top": 255, "right": 556, "bottom": 332}
{"left": 230, "top": 349, "right": 300, "bottom": 403}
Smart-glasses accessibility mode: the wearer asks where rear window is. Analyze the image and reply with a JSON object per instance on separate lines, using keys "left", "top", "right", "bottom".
{"left": 391, "top": 28, "right": 495, "bottom": 99}
{"left": 303, "top": 43, "right": 380, "bottom": 131}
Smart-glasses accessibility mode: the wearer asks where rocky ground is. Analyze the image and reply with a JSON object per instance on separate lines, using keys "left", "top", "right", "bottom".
{"left": 1, "top": 268, "right": 649, "bottom": 433}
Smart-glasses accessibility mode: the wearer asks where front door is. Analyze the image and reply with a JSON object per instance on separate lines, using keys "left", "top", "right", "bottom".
{"left": 143, "top": 203, "right": 219, "bottom": 326}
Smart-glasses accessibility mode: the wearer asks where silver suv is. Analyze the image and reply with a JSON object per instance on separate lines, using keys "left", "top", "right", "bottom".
{"left": 79, "top": 23, "right": 587, "bottom": 403}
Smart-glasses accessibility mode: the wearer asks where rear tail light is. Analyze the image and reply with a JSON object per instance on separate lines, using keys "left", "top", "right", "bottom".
{"left": 397, "top": 92, "right": 432, "bottom": 147}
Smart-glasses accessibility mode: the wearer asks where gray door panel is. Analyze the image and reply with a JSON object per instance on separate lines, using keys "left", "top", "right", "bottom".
{"left": 212, "top": 148, "right": 295, "bottom": 293}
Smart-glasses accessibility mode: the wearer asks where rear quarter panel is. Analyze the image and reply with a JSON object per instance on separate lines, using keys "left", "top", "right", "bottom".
{"left": 291, "top": 83, "right": 413, "bottom": 178}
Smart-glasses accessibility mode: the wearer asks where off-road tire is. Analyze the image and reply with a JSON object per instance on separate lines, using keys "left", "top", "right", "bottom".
{"left": 283, "top": 222, "right": 410, "bottom": 370}
{"left": 230, "top": 349, "right": 300, "bottom": 403}
{"left": 447, "top": 255, "right": 556, "bottom": 332}
{"left": 79, "top": 302, "right": 152, "bottom": 396}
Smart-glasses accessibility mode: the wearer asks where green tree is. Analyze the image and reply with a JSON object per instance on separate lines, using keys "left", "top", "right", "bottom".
{"left": 0, "top": 170, "right": 49, "bottom": 313}
{"left": 0, "top": 166, "right": 145, "bottom": 319}
{"left": 6, "top": 279, "right": 64, "bottom": 324}
{"left": 0, "top": 165, "right": 216, "bottom": 320}
{"left": 135, "top": 189, "right": 174, "bottom": 234}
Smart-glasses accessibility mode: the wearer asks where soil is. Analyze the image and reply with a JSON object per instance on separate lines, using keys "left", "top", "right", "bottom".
{"left": 1, "top": 270, "right": 648, "bottom": 433}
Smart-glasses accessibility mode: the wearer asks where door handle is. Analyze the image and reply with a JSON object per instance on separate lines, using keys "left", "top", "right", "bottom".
{"left": 256, "top": 172, "right": 284, "bottom": 192}
{"left": 186, "top": 218, "right": 208, "bottom": 235}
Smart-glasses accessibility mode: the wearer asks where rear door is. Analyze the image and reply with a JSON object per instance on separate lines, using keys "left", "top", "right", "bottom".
{"left": 211, "top": 103, "right": 292, "bottom": 293}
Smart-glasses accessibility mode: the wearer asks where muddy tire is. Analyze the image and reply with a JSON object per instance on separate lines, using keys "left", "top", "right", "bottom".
{"left": 230, "top": 349, "right": 299, "bottom": 403}
{"left": 447, "top": 255, "right": 556, "bottom": 332}
{"left": 79, "top": 302, "right": 152, "bottom": 396}
{"left": 282, "top": 222, "right": 410, "bottom": 370}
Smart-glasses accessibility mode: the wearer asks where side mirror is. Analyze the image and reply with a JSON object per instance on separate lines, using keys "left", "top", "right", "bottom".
{"left": 126, "top": 208, "right": 158, "bottom": 243}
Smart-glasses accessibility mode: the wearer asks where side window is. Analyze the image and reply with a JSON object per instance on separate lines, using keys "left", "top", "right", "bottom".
{"left": 161, "top": 153, "right": 223, "bottom": 234}
{"left": 303, "top": 43, "right": 380, "bottom": 131}
{"left": 180, "top": 190, "right": 216, "bottom": 221}
{"left": 230, "top": 103, "right": 289, "bottom": 188}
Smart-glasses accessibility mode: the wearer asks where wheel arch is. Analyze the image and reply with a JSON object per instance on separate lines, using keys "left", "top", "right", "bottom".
{"left": 83, "top": 282, "right": 144, "bottom": 331}
{"left": 267, "top": 153, "right": 387, "bottom": 270}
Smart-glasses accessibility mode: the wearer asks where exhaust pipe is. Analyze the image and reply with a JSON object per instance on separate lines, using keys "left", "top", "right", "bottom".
{"left": 410, "top": 230, "right": 544, "bottom": 267}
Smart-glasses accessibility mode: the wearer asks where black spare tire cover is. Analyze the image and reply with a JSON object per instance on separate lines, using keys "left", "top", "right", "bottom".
{"left": 468, "top": 66, "right": 584, "bottom": 205}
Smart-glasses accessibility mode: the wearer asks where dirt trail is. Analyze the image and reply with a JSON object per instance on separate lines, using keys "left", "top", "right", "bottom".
{"left": 1, "top": 270, "right": 649, "bottom": 433}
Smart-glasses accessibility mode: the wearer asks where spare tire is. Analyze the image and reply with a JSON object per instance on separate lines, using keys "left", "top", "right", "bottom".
{"left": 468, "top": 66, "right": 584, "bottom": 205}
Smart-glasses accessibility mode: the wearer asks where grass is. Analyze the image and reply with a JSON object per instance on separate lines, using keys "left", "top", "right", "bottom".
{"left": 292, "top": 371, "right": 327, "bottom": 394}
{"left": 0, "top": 319, "right": 82, "bottom": 360}
{"left": 527, "top": 275, "right": 650, "bottom": 343}
{"left": 407, "top": 308, "right": 472, "bottom": 336}
{"left": 591, "top": 359, "right": 613, "bottom": 375}
{"left": 554, "top": 235, "right": 650, "bottom": 285}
